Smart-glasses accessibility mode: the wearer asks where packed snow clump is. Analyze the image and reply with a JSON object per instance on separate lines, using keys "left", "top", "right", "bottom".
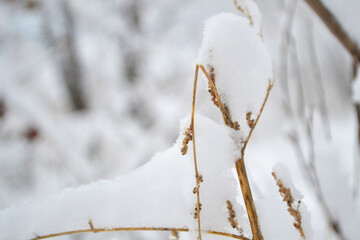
{"left": 0, "top": 114, "right": 250, "bottom": 240}
{"left": 197, "top": 13, "right": 272, "bottom": 133}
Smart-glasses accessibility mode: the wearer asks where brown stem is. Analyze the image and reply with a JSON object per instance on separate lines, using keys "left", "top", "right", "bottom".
{"left": 199, "top": 65, "right": 273, "bottom": 240}
{"left": 242, "top": 80, "right": 274, "bottom": 154}
{"left": 234, "top": 158, "right": 262, "bottom": 240}
{"left": 200, "top": 65, "right": 228, "bottom": 126}
{"left": 31, "top": 227, "right": 250, "bottom": 240}
{"left": 304, "top": 0, "right": 360, "bottom": 62}
{"left": 200, "top": 65, "right": 239, "bottom": 130}
{"left": 192, "top": 65, "right": 202, "bottom": 240}
{"left": 236, "top": 81, "right": 273, "bottom": 240}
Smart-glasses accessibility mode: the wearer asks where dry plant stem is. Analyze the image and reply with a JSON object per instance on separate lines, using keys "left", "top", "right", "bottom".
{"left": 234, "top": 159, "right": 262, "bottom": 240}
{"left": 200, "top": 65, "right": 239, "bottom": 129}
{"left": 170, "top": 230, "right": 179, "bottom": 239}
{"left": 235, "top": 81, "right": 273, "bottom": 240}
{"left": 31, "top": 227, "right": 250, "bottom": 240}
{"left": 242, "top": 80, "right": 273, "bottom": 153}
{"left": 192, "top": 65, "right": 202, "bottom": 240}
{"left": 272, "top": 172, "right": 305, "bottom": 239}
{"left": 304, "top": 0, "right": 360, "bottom": 61}
{"left": 233, "top": 0, "right": 253, "bottom": 26}
{"left": 227, "top": 200, "right": 243, "bottom": 233}
{"left": 200, "top": 65, "right": 227, "bottom": 125}
{"left": 199, "top": 65, "right": 273, "bottom": 240}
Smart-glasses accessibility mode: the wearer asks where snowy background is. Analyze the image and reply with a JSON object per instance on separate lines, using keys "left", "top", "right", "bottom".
{"left": 0, "top": 0, "right": 359, "bottom": 239}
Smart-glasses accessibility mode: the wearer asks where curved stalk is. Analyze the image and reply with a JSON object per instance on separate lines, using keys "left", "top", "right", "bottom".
{"left": 192, "top": 65, "right": 202, "bottom": 240}
{"left": 31, "top": 227, "right": 250, "bottom": 240}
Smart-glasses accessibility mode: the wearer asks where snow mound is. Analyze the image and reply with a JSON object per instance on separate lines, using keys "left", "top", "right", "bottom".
{"left": 0, "top": 114, "right": 250, "bottom": 240}
{"left": 197, "top": 13, "right": 272, "bottom": 133}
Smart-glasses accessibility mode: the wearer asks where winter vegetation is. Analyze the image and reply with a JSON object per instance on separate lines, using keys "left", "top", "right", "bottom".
{"left": 0, "top": 0, "right": 359, "bottom": 240}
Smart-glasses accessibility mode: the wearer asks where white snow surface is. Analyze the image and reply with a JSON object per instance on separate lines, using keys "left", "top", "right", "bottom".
{"left": 0, "top": 114, "right": 250, "bottom": 240}
{"left": 197, "top": 13, "right": 273, "bottom": 134}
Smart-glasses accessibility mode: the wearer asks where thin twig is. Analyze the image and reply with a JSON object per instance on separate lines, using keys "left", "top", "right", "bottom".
{"left": 192, "top": 65, "right": 202, "bottom": 240}
{"left": 304, "top": 0, "right": 360, "bottom": 62}
{"left": 234, "top": 80, "right": 273, "bottom": 240}
{"left": 31, "top": 227, "right": 250, "bottom": 240}
{"left": 272, "top": 172, "right": 305, "bottom": 239}
{"left": 241, "top": 79, "right": 274, "bottom": 154}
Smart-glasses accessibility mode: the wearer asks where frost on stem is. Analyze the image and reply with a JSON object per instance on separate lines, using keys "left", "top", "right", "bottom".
{"left": 272, "top": 165, "right": 306, "bottom": 239}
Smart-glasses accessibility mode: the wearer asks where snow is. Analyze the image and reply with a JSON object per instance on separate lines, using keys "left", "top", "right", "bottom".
{"left": 197, "top": 13, "right": 273, "bottom": 134}
{"left": 0, "top": 114, "right": 250, "bottom": 240}
{"left": 1, "top": 1, "right": 359, "bottom": 239}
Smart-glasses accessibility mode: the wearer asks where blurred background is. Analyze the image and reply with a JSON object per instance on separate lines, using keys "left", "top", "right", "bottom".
{"left": 0, "top": 0, "right": 359, "bottom": 239}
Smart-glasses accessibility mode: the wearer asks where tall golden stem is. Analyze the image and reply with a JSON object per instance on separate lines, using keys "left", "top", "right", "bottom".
{"left": 199, "top": 65, "right": 273, "bottom": 240}
{"left": 191, "top": 65, "right": 202, "bottom": 240}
